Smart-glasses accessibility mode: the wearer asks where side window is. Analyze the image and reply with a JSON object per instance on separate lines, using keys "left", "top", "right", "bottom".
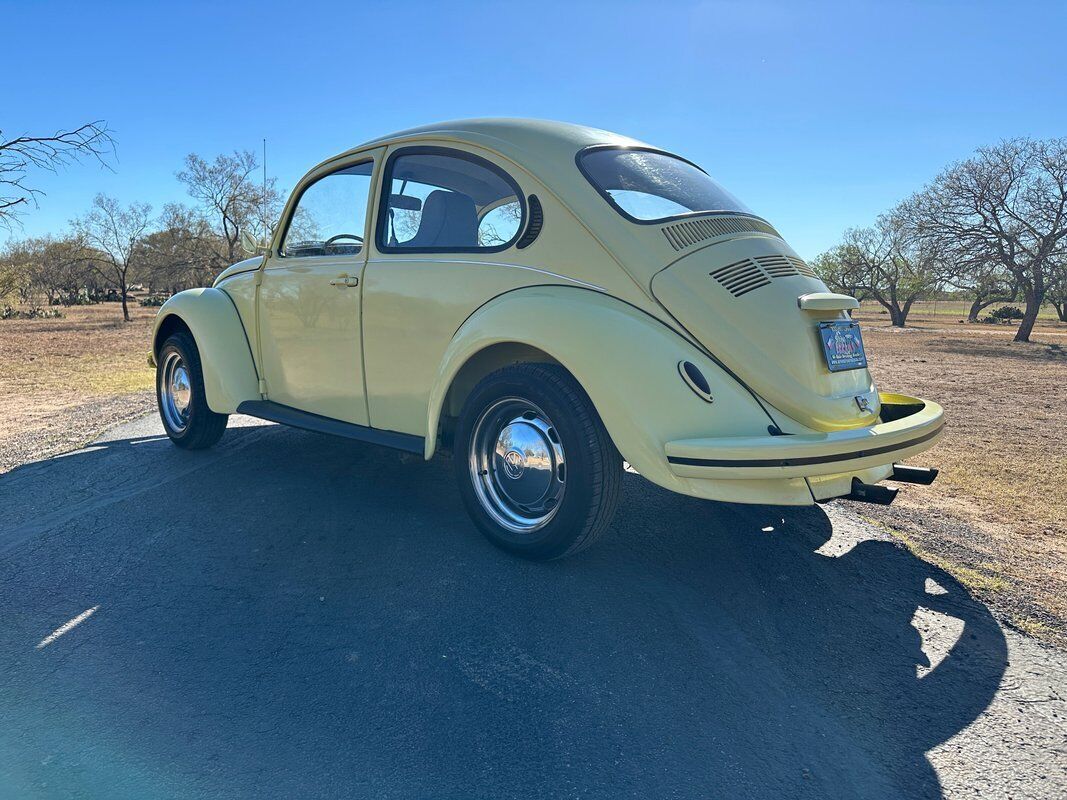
{"left": 478, "top": 200, "right": 523, "bottom": 247}
{"left": 378, "top": 149, "right": 525, "bottom": 252}
{"left": 281, "top": 161, "right": 373, "bottom": 257}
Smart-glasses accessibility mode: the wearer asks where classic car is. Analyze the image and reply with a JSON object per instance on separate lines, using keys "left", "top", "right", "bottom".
{"left": 150, "top": 119, "right": 943, "bottom": 559}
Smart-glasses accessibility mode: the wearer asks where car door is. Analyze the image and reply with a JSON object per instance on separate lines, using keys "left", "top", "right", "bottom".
{"left": 258, "top": 151, "right": 382, "bottom": 425}
{"left": 361, "top": 145, "right": 537, "bottom": 436}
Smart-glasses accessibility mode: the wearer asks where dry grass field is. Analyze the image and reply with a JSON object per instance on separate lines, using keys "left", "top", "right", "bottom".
{"left": 1, "top": 299, "right": 1065, "bottom": 644}
{"left": 853, "top": 302, "right": 1067, "bottom": 645}
{"left": 0, "top": 303, "right": 155, "bottom": 472}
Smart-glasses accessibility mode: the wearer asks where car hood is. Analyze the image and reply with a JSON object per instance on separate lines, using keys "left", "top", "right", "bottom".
{"left": 650, "top": 236, "right": 879, "bottom": 432}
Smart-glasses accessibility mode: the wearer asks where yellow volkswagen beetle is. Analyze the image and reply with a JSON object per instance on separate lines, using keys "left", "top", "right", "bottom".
{"left": 150, "top": 119, "right": 943, "bottom": 559}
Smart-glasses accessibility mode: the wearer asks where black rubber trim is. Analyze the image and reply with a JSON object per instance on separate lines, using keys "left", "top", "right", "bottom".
{"left": 220, "top": 289, "right": 261, "bottom": 382}
{"left": 667, "top": 423, "right": 944, "bottom": 469}
{"left": 237, "top": 400, "right": 424, "bottom": 454}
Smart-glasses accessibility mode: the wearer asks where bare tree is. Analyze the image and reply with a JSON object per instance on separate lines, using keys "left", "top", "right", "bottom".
{"left": 953, "top": 261, "right": 1018, "bottom": 323}
{"left": 176, "top": 150, "right": 281, "bottom": 269}
{"left": 916, "top": 138, "right": 1067, "bottom": 342}
{"left": 141, "top": 204, "right": 223, "bottom": 292}
{"left": 1049, "top": 255, "right": 1067, "bottom": 322}
{"left": 9, "top": 236, "right": 89, "bottom": 305}
{"left": 822, "top": 204, "right": 948, "bottom": 327}
{"left": 0, "top": 122, "right": 114, "bottom": 227}
{"left": 0, "top": 239, "right": 32, "bottom": 302}
{"left": 812, "top": 248, "right": 867, "bottom": 301}
{"left": 72, "top": 195, "right": 153, "bottom": 321}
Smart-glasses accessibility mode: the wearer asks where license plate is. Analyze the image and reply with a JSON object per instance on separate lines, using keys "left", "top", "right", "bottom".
{"left": 819, "top": 321, "right": 868, "bottom": 372}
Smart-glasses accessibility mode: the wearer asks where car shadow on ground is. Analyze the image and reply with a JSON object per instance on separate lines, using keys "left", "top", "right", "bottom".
{"left": 0, "top": 423, "right": 1008, "bottom": 800}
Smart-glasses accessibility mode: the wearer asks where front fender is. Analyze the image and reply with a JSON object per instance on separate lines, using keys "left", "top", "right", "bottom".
{"left": 150, "top": 288, "right": 260, "bottom": 414}
{"left": 427, "top": 286, "right": 774, "bottom": 494}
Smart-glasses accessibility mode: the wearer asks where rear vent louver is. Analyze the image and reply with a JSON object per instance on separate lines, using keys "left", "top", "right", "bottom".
{"left": 753, "top": 254, "right": 817, "bottom": 278}
{"left": 662, "top": 216, "right": 781, "bottom": 251}
{"left": 516, "top": 194, "right": 543, "bottom": 249}
{"left": 710, "top": 259, "right": 772, "bottom": 297}
{"left": 711, "top": 255, "right": 819, "bottom": 297}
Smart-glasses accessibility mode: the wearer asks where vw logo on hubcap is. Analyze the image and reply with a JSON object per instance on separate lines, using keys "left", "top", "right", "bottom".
{"left": 502, "top": 449, "right": 526, "bottom": 479}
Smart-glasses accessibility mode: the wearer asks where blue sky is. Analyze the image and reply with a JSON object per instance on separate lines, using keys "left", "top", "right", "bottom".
{"left": 4, "top": 0, "right": 1066, "bottom": 259}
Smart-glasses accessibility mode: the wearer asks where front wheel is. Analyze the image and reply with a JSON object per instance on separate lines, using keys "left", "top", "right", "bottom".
{"left": 455, "top": 363, "right": 621, "bottom": 560}
{"left": 156, "top": 331, "right": 228, "bottom": 449}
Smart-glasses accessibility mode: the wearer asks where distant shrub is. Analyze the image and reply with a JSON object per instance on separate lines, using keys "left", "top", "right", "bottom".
{"left": 61, "top": 295, "right": 97, "bottom": 306}
{"left": 139, "top": 295, "right": 167, "bottom": 307}
{"left": 1, "top": 305, "right": 64, "bottom": 320}
{"left": 990, "top": 305, "right": 1024, "bottom": 320}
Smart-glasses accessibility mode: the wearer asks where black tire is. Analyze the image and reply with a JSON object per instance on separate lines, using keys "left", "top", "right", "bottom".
{"left": 455, "top": 363, "right": 621, "bottom": 560}
{"left": 156, "top": 330, "right": 228, "bottom": 450}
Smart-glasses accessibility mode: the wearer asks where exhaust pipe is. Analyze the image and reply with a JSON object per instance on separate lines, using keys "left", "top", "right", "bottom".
{"left": 891, "top": 464, "right": 939, "bottom": 485}
{"left": 845, "top": 478, "right": 898, "bottom": 505}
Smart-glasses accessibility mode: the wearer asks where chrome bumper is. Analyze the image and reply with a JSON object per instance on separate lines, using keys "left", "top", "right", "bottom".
{"left": 665, "top": 393, "right": 945, "bottom": 481}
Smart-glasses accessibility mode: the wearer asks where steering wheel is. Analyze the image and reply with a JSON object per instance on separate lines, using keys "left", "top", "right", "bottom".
{"left": 323, "top": 233, "right": 364, "bottom": 248}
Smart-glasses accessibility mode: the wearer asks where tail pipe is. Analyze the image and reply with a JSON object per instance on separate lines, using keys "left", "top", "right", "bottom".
{"left": 844, "top": 464, "right": 939, "bottom": 505}
{"left": 846, "top": 478, "right": 898, "bottom": 505}
{"left": 891, "top": 464, "right": 940, "bottom": 485}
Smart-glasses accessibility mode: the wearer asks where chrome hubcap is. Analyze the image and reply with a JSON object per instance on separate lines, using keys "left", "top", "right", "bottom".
{"left": 469, "top": 398, "right": 566, "bottom": 533}
{"left": 160, "top": 351, "right": 192, "bottom": 433}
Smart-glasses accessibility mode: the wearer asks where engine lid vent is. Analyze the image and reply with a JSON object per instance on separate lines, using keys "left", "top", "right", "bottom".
{"left": 662, "top": 215, "right": 780, "bottom": 251}
{"left": 710, "top": 258, "right": 772, "bottom": 297}
{"left": 710, "top": 255, "right": 819, "bottom": 297}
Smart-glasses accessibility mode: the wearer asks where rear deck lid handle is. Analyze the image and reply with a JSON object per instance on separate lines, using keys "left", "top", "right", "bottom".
{"left": 797, "top": 292, "right": 860, "bottom": 312}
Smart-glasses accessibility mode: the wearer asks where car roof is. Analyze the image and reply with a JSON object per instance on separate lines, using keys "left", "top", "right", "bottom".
{"left": 359, "top": 118, "right": 642, "bottom": 150}
{"left": 317, "top": 118, "right": 654, "bottom": 182}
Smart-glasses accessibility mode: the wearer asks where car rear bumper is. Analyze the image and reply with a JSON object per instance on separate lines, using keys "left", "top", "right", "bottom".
{"left": 665, "top": 393, "right": 944, "bottom": 481}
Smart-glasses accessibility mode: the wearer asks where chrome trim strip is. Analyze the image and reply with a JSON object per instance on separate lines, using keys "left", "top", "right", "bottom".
{"left": 364, "top": 259, "right": 605, "bottom": 292}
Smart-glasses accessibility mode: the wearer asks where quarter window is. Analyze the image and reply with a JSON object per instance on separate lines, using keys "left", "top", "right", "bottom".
{"left": 378, "top": 149, "right": 525, "bottom": 251}
{"left": 281, "top": 161, "right": 374, "bottom": 257}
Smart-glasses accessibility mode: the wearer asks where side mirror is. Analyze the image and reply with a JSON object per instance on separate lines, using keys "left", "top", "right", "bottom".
{"left": 240, "top": 228, "right": 269, "bottom": 257}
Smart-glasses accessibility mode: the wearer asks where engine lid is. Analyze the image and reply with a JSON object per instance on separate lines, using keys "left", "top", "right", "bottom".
{"left": 650, "top": 236, "right": 879, "bottom": 432}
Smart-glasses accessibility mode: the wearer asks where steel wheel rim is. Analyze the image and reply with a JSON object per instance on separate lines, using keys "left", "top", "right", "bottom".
{"left": 468, "top": 397, "right": 566, "bottom": 534}
{"left": 160, "top": 351, "right": 192, "bottom": 433}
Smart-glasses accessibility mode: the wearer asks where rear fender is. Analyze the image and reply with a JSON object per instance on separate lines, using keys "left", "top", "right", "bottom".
{"left": 427, "top": 286, "right": 772, "bottom": 492}
{"left": 150, "top": 288, "right": 260, "bottom": 414}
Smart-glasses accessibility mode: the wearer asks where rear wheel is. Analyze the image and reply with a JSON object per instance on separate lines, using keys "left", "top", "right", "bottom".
{"left": 156, "top": 331, "right": 228, "bottom": 449}
{"left": 455, "top": 363, "right": 621, "bottom": 560}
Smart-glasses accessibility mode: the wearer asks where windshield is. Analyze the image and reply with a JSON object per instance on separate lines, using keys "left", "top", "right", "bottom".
{"left": 578, "top": 148, "right": 752, "bottom": 222}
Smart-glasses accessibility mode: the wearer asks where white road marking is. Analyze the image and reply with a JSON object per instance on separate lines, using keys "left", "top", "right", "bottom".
{"left": 36, "top": 606, "right": 100, "bottom": 650}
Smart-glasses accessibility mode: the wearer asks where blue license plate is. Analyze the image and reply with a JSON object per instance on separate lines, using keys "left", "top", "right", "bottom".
{"left": 819, "top": 321, "right": 868, "bottom": 372}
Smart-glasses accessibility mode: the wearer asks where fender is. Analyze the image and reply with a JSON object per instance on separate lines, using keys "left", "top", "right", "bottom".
{"left": 150, "top": 288, "right": 260, "bottom": 414}
{"left": 426, "top": 286, "right": 776, "bottom": 495}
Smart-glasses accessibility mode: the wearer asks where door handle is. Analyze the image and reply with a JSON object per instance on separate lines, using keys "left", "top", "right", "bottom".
{"left": 329, "top": 274, "right": 359, "bottom": 287}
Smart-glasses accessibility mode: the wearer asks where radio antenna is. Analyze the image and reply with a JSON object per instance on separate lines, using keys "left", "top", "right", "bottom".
{"left": 262, "top": 138, "right": 268, "bottom": 239}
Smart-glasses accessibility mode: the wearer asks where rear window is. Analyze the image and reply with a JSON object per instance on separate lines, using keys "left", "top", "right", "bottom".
{"left": 578, "top": 148, "right": 752, "bottom": 223}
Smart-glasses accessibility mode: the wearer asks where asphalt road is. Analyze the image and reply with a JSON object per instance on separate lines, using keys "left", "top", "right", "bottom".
{"left": 1, "top": 415, "right": 1064, "bottom": 800}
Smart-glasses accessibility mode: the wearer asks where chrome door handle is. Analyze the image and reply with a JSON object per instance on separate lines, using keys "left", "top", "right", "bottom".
{"left": 329, "top": 275, "right": 359, "bottom": 287}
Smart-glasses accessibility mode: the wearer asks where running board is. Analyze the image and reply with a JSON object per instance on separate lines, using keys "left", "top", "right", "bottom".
{"left": 236, "top": 400, "right": 424, "bottom": 455}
